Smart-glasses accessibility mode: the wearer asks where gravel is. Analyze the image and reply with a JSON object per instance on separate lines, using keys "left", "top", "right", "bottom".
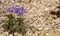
{"left": 0, "top": 0, "right": 60, "bottom": 36}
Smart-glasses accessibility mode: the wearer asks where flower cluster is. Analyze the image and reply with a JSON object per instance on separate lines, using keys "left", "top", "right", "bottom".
{"left": 7, "top": 6, "right": 26, "bottom": 16}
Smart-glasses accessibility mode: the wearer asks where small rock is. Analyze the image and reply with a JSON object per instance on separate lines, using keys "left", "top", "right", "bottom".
{"left": 18, "top": 34, "right": 22, "bottom": 36}
{"left": 38, "top": 26, "right": 43, "bottom": 31}
{"left": 56, "top": 11, "right": 60, "bottom": 17}
{"left": 57, "top": 6, "right": 60, "bottom": 9}
{"left": 0, "top": 8, "right": 2, "bottom": 12}
{"left": 9, "top": 34, "right": 13, "bottom": 36}
{"left": 0, "top": 34, "right": 6, "bottom": 36}
{"left": 46, "top": 33, "right": 49, "bottom": 36}
{"left": 4, "top": 31, "right": 9, "bottom": 36}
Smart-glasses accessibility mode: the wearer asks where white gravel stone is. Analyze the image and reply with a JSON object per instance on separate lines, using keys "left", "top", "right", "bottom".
{"left": 9, "top": 34, "right": 13, "bottom": 36}
{"left": 4, "top": 31, "right": 9, "bottom": 36}
{"left": 38, "top": 26, "right": 43, "bottom": 31}
{"left": 44, "top": 27, "right": 50, "bottom": 31}
{"left": 46, "top": 33, "right": 49, "bottom": 36}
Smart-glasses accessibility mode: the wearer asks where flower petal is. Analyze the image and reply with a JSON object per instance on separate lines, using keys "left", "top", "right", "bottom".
{"left": 21, "top": 8, "right": 26, "bottom": 15}
{"left": 7, "top": 7, "right": 11, "bottom": 12}
{"left": 17, "top": 13, "right": 21, "bottom": 16}
{"left": 7, "top": 6, "right": 16, "bottom": 12}
{"left": 14, "top": 7, "right": 21, "bottom": 13}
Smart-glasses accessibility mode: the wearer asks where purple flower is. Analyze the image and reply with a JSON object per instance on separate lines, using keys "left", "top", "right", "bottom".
{"left": 7, "top": 6, "right": 16, "bottom": 12}
{"left": 21, "top": 7, "right": 26, "bottom": 15}
{"left": 17, "top": 13, "right": 21, "bottom": 16}
{"left": 17, "top": 7, "right": 26, "bottom": 16}
{"left": 14, "top": 7, "right": 21, "bottom": 13}
{"left": 7, "top": 6, "right": 26, "bottom": 16}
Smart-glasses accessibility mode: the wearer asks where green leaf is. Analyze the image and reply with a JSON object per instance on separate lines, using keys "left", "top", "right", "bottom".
{"left": 3, "top": 14, "right": 26, "bottom": 35}
{"left": 6, "top": 14, "right": 15, "bottom": 19}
